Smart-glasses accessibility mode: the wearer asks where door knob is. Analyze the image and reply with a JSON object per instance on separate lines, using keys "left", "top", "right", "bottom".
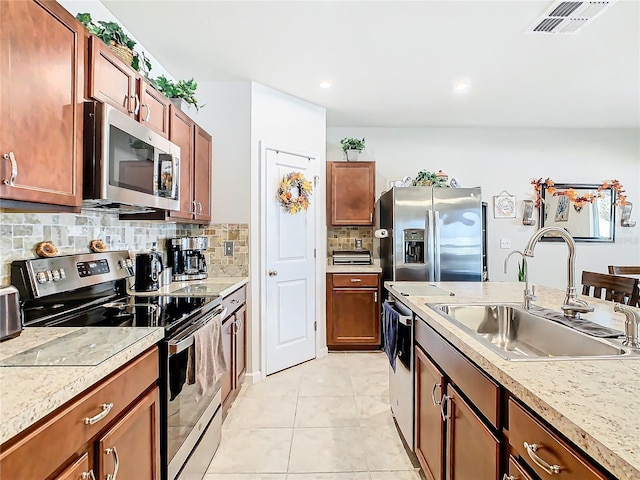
{"left": 268, "top": 270, "right": 278, "bottom": 276}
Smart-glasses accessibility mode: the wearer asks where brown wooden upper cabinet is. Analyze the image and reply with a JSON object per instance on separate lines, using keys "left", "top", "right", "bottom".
{"left": 0, "top": 0, "right": 84, "bottom": 210}
{"left": 88, "top": 36, "right": 170, "bottom": 138}
{"left": 327, "top": 161, "right": 375, "bottom": 226}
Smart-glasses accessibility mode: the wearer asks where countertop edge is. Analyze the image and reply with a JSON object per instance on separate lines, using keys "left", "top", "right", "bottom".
{"left": 386, "top": 281, "right": 639, "bottom": 480}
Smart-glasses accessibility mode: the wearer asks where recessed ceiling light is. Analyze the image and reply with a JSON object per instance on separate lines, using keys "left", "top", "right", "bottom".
{"left": 454, "top": 81, "right": 471, "bottom": 92}
{"left": 320, "top": 81, "right": 331, "bottom": 89}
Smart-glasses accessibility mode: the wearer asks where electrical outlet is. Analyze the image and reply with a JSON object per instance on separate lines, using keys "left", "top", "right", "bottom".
{"left": 500, "top": 238, "right": 512, "bottom": 249}
{"left": 224, "top": 241, "right": 234, "bottom": 256}
{"left": 355, "top": 238, "right": 363, "bottom": 250}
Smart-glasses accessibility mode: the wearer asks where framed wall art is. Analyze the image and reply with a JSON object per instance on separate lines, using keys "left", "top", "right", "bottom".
{"left": 493, "top": 190, "right": 517, "bottom": 218}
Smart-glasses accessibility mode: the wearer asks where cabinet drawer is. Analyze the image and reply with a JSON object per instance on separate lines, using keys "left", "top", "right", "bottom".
{"left": 0, "top": 347, "right": 159, "bottom": 480}
{"left": 415, "top": 316, "right": 500, "bottom": 429}
{"left": 508, "top": 398, "right": 608, "bottom": 480}
{"left": 508, "top": 455, "right": 535, "bottom": 480}
{"left": 331, "top": 273, "right": 379, "bottom": 288}
{"left": 221, "top": 285, "right": 246, "bottom": 316}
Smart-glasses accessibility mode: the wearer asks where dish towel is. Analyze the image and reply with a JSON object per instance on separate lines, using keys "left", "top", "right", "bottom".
{"left": 382, "top": 300, "right": 399, "bottom": 372}
{"left": 186, "top": 317, "right": 228, "bottom": 402}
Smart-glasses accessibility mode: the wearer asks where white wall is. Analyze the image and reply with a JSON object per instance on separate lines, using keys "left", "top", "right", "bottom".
{"left": 193, "top": 81, "right": 252, "bottom": 223}
{"left": 250, "top": 83, "right": 327, "bottom": 378}
{"left": 327, "top": 127, "right": 640, "bottom": 290}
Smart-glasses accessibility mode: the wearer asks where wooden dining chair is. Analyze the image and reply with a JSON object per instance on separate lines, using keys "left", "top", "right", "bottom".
{"left": 581, "top": 271, "right": 639, "bottom": 306}
{"left": 608, "top": 265, "right": 640, "bottom": 275}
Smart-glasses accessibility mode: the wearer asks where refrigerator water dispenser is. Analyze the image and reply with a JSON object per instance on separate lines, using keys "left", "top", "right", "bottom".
{"left": 403, "top": 229, "right": 425, "bottom": 264}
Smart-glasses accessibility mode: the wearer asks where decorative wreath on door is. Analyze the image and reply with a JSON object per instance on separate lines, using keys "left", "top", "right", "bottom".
{"left": 278, "top": 172, "right": 313, "bottom": 214}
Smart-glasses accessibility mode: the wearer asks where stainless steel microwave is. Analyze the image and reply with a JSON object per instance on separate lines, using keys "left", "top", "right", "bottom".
{"left": 82, "top": 101, "right": 180, "bottom": 213}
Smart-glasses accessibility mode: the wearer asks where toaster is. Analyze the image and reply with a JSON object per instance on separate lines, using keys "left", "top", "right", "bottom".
{"left": 0, "top": 285, "right": 23, "bottom": 341}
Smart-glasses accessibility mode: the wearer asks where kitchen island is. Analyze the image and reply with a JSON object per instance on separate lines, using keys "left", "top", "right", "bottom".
{"left": 387, "top": 281, "right": 639, "bottom": 479}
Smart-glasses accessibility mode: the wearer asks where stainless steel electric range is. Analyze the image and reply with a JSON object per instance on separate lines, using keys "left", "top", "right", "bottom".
{"left": 11, "top": 251, "right": 226, "bottom": 480}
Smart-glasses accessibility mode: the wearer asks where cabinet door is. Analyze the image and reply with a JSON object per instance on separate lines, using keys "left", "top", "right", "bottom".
{"left": 53, "top": 452, "right": 93, "bottom": 480}
{"left": 139, "top": 78, "right": 170, "bottom": 138}
{"left": 168, "top": 105, "right": 195, "bottom": 220}
{"left": 97, "top": 387, "right": 160, "bottom": 480}
{"left": 327, "top": 162, "right": 375, "bottom": 225}
{"left": 445, "top": 384, "right": 500, "bottom": 480}
{"left": 221, "top": 316, "right": 234, "bottom": 408}
{"left": 193, "top": 126, "right": 212, "bottom": 222}
{"left": 507, "top": 455, "right": 535, "bottom": 480}
{"left": 234, "top": 304, "right": 247, "bottom": 388}
{"left": 88, "top": 36, "right": 136, "bottom": 116}
{"left": 327, "top": 287, "right": 380, "bottom": 347}
{"left": 415, "top": 346, "right": 445, "bottom": 480}
{"left": 0, "top": 0, "right": 83, "bottom": 207}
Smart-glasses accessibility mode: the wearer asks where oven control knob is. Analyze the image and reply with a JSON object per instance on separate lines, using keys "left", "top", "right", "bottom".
{"left": 59, "top": 268, "right": 66, "bottom": 279}
{"left": 51, "top": 269, "right": 61, "bottom": 281}
{"left": 36, "top": 271, "right": 48, "bottom": 283}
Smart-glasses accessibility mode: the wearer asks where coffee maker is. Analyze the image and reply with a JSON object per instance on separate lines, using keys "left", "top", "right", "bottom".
{"left": 168, "top": 237, "right": 208, "bottom": 281}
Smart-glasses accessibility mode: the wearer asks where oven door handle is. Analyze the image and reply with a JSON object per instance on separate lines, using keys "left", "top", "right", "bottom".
{"left": 169, "top": 305, "right": 227, "bottom": 354}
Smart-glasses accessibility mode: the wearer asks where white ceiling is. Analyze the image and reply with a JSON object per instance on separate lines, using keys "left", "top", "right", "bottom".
{"left": 102, "top": 0, "right": 640, "bottom": 128}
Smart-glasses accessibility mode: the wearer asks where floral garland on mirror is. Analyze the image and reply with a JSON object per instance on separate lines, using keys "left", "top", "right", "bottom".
{"left": 278, "top": 172, "right": 313, "bottom": 214}
{"left": 532, "top": 178, "right": 628, "bottom": 209}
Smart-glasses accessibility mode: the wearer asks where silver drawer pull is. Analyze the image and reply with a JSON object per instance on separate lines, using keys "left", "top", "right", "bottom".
{"left": 81, "top": 470, "right": 96, "bottom": 480}
{"left": 2, "top": 152, "right": 17, "bottom": 186}
{"left": 350, "top": 278, "right": 362, "bottom": 282}
{"left": 524, "top": 442, "right": 561, "bottom": 475}
{"left": 230, "top": 299, "right": 239, "bottom": 304}
{"left": 440, "top": 394, "right": 451, "bottom": 421}
{"left": 83, "top": 403, "right": 113, "bottom": 425}
{"left": 142, "top": 103, "right": 151, "bottom": 122}
{"left": 105, "top": 446, "right": 119, "bottom": 480}
{"left": 502, "top": 475, "right": 516, "bottom": 480}
{"left": 431, "top": 382, "right": 441, "bottom": 406}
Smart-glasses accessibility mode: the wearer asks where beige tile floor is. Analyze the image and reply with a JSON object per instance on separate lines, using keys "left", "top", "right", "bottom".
{"left": 205, "top": 352, "right": 423, "bottom": 480}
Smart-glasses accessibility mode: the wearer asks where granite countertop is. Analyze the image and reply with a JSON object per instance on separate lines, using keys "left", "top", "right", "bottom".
{"left": 0, "top": 327, "right": 164, "bottom": 445}
{"left": 386, "top": 281, "right": 640, "bottom": 479}
{"left": 128, "top": 275, "right": 248, "bottom": 298}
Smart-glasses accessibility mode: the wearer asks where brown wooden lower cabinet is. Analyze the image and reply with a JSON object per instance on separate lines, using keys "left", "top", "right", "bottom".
{"left": 507, "top": 455, "right": 535, "bottom": 480}
{"left": 326, "top": 273, "right": 381, "bottom": 349}
{"left": 445, "top": 384, "right": 500, "bottom": 480}
{"left": 220, "top": 286, "right": 248, "bottom": 416}
{"left": 0, "top": 347, "right": 160, "bottom": 480}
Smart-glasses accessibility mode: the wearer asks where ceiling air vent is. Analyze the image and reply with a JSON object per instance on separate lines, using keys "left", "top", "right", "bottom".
{"left": 526, "top": 1, "right": 617, "bottom": 34}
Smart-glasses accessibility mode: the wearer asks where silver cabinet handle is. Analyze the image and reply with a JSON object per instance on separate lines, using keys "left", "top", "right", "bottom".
{"left": 268, "top": 270, "right": 278, "bottom": 277}
{"left": 142, "top": 103, "right": 151, "bottom": 121}
{"left": 2, "top": 152, "right": 17, "bottom": 186}
{"left": 350, "top": 278, "right": 362, "bottom": 282}
{"left": 374, "top": 291, "right": 378, "bottom": 302}
{"left": 524, "top": 442, "right": 561, "bottom": 475}
{"left": 190, "top": 200, "right": 196, "bottom": 214}
{"left": 105, "top": 446, "right": 119, "bottom": 480}
{"left": 83, "top": 403, "right": 113, "bottom": 425}
{"left": 197, "top": 201, "right": 203, "bottom": 215}
{"left": 230, "top": 299, "right": 240, "bottom": 304}
{"left": 134, "top": 94, "right": 140, "bottom": 115}
{"left": 440, "top": 394, "right": 451, "bottom": 421}
{"left": 502, "top": 475, "right": 516, "bottom": 480}
{"left": 81, "top": 471, "right": 96, "bottom": 480}
{"left": 431, "top": 383, "right": 441, "bottom": 406}
{"left": 370, "top": 212, "right": 373, "bottom": 222}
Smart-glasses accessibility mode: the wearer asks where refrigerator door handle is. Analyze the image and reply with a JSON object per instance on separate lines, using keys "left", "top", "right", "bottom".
{"left": 425, "top": 210, "right": 436, "bottom": 281}
{"left": 433, "top": 210, "right": 441, "bottom": 281}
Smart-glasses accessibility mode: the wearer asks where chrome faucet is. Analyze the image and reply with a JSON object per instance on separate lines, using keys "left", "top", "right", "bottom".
{"left": 523, "top": 226, "right": 593, "bottom": 319}
{"left": 614, "top": 303, "right": 640, "bottom": 349}
{"left": 504, "top": 250, "right": 536, "bottom": 309}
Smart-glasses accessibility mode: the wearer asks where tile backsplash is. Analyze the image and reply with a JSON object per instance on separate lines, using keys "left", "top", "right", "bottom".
{"left": 0, "top": 211, "right": 248, "bottom": 285}
{"left": 327, "top": 226, "right": 374, "bottom": 255}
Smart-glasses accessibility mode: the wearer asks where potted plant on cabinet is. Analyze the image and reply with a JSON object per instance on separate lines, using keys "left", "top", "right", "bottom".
{"left": 154, "top": 76, "right": 202, "bottom": 112}
{"left": 340, "top": 137, "right": 365, "bottom": 161}
{"left": 75, "top": 13, "right": 152, "bottom": 76}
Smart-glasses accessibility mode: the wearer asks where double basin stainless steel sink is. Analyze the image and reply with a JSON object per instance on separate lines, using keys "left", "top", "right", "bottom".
{"left": 427, "top": 303, "right": 638, "bottom": 361}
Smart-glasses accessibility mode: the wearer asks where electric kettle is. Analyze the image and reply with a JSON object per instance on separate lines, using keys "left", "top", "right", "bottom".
{"left": 135, "top": 244, "right": 164, "bottom": 292}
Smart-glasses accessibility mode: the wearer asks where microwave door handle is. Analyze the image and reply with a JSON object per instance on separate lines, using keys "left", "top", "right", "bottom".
{"left": 168, "top": 305, "right": 227, "bottom": 354}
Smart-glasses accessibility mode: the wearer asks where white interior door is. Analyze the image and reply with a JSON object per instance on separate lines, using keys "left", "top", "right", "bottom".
{"left": 265, "top": 148, "right": 317, "bottom": 375}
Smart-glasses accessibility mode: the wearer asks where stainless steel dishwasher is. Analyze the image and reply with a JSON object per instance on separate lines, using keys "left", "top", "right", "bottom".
{"left": 387, "top": 294, "right": 415, "bottom": 450}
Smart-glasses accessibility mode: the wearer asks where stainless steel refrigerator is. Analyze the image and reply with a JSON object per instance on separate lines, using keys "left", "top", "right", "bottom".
{"left": 378, "top": 186, "right": 483, "bottom": 283}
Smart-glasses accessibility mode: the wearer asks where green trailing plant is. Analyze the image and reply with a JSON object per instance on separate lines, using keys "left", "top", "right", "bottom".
{"left": 340, "top": 137, "right": 365, "bottom": 152}
{"left": 412, "top": 170, "right": 450, "bottom": 187}
{"left": 518, "top": 259, "right": 527, "bottom": 282}
{"left": 76, "top": 13, "right": 152, "bottom": 77}
{"left": 154, "top": 76, "right": 202, "bottom": 111}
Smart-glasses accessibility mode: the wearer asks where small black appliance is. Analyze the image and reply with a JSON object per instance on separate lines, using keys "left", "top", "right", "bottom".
{"left": 135, "top": 245, "right": 164, "bottom": 292}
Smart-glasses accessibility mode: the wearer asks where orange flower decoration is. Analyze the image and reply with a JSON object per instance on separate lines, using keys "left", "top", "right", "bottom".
{"left": 532, "top": 178, "right": 629, "bottom": 208}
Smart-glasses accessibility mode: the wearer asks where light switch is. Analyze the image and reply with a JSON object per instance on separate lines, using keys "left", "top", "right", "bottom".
{"left": 500, "top": 238, "right": 511, "bottom": 249}
{"left": 224, "top": 241, "right": 234, "bottom": 256}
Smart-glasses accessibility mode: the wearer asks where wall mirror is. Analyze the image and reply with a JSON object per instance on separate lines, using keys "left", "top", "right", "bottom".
{"left": 539, "top": 183, "right": 615, "bottom": 242}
